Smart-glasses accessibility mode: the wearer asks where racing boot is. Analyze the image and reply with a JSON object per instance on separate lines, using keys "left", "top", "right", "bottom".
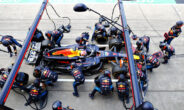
{"left": 73, "top": 92, "right": 79, "bottom": 97}
{"left": 89, "top": 89, "right": 96, "bottom": 99}
{"left": 126, "top": 96, "right": 129, "bottom": 104}
{"left": 162, "top": 59, "right": 168, "bottom": 64}
{"left": 10, "top": 52, "right": 13, "bottom": 57}
{"left": 89, "top": 93, "right": 94, "bottom": 99}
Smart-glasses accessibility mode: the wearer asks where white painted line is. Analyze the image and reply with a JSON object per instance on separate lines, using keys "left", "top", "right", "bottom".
{"left": 57, "top": 79, "right": 130, "bottom": 82}
{"left": 61, "top": 44, "right": 108, "bottom": 47}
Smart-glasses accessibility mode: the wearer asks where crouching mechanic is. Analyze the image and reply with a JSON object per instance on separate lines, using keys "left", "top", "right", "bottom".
{"left": 25, "top": 79, "right": 48, "bottom": 106}
{"left": 91, "top": 23, "right": 108, "bottom": 43}
{"left": 159, "top": 42, "right": 175, "bottom": 64}
{"left": 31, "top": 28, "right": 45, "bottom": 42}
{"left": 45, "top": 30, "right": 63, "bottom": 47}
{"left": 163, "top": 21, "right": 183, "bottom": 45}
{"left": 146, "top": 55, "right": 160, "bottom": 72}
{"left": 52, "top": 100, "right": 74, "bottom": 110}
{"left": 132, "top": 35, "right": 150, "bottom": 52}
{"left": 0, "top": 35, "right": 22, "bottom": 57}
{"left": 33, "top": 66, "right": 58, "bottom": 86}
{"left": 70, "top": 62, "right": 85, "bottom": 97}
{"left": 89, "top": 70, "right": 114, "bottom": 99}
{"left": 116, "top": 74, "right": 129, "bottom": 104}
{"left": 75, "top": 32, "right": 90, "bottom": 49}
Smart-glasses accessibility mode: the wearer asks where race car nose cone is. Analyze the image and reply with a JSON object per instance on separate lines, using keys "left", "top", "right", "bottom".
{"left": 73, "top": 3, "right": 88, "bottom": 12}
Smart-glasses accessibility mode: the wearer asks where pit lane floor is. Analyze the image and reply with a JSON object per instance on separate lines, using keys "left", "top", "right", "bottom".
{"left": 0, "top": 3, "right": 184, "bottom": 110}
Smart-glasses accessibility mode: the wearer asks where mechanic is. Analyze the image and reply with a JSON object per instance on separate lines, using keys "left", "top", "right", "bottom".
{"left": 0, "top": 35, "right": 22, "bottom": 57}
{"left": 75, "top": 32, "right": 90, "bottom": 49}
{"left": 45, "top": 30, "right": 63, "bottom": 47}
{"left": 89, "top": 70, "right": 114, "bottom": 99}
{"left": 163, "top": 21, "right": 183, "bottom": 45}
{"left": 146, "top": 55, "right": 160, "bottom": 72}
{"left": 116, "top": 74, "right": 129, "bottom": 104}
{"left": 134, "top": 40, "right": 144, "bottom": 55}
{"left": 81, "top": 32, "right": 89, "bottom": 45}
{"left": 132, "top": 35, "right": 150, "bottom": 52}
{"left": 33, "top": 66, "right": 58, "bottom": 86}
{"left": 52, "top": 100, "right": 74, "bottom": 110}
{"left": 109, "top": 27, "right": 124, "bottom": 41}
{"left": 25, "top": 79, "right": 48, "bottom": 106}
{"left": 137, "top": 63, "right": 147, "bottom": 92}
{"left": 70, "top": 62, "right": 85, "bottom": 97}
{"left": 91, "top": 23, "right": 108, "bottom": 42}
{"left": 159, "top": 42, "right": 175, "bottom": 64}
{"left": 31, "top": 28, "right": 45, "bottom": 42}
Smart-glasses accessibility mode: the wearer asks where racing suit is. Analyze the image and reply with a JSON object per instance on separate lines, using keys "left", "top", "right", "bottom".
{"left": 91, "top": 23, "right": 108, "bottom": 42}
{"left": 47, "top": 30, "right": 63, "bottom": 47}
{"left": 0, "top": 35, "right": 22, "bottom": 57}
{"left": 164, "top": 25, "right": 182, "bottom": 45}
{"left": 116, "top": 80, "right": 129, "bottom": 103}
{"left": 71, "top": 65, "right": 85, "bottom": 97}
{"left": 146, "top": 55, "right": 160, "bottom": 71}
{"left": 162, "top": 44, "right": 175, "bottom": 64}
{"left": 31, "top": 29, "right": 45, "bottom": 42}
{"left": 25, "top": 83, "right": 48, "bottom": 106}
{"left": 89, "top": 74, "right": 114, "bottom": 99}
{"left": 139, "top": 36, "right": 150, "bottom": 52}
{"left": 34, "top": 66, "right": 58, "bottom": 86}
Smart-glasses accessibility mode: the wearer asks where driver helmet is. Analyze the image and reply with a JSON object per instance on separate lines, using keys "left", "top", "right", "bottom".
{"left": 80, "top": 50, "right": 87, "bottom": 56}
{"left": 176, "top": 21, "right": 183, "bottom": 28}
{"left": 132, "top": 35, "right": 138, "bottom": 40}
{"left": 104, "top": 70, "right": 111, "bottom": 78}
{"left": 52, "top": 100, "right": 62, "bottom": 110}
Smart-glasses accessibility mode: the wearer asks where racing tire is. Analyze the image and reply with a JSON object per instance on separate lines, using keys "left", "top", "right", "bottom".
{"left": 112, "top": 64, "right": 128, "bottom": 78}
{"left": 109, "top": 38, "right": 122, "bottom": 51}
{"left": 41, "top": 40, "right": 54, "bottom": 50}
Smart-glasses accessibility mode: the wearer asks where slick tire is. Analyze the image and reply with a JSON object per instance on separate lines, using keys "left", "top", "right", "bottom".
{"left": 109, "top": 38, "right": 122, "bottom": 51}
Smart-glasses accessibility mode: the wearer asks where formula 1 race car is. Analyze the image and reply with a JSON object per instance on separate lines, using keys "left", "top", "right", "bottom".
{"left": 40, "top": 43, "right": 140, "bottom": 76}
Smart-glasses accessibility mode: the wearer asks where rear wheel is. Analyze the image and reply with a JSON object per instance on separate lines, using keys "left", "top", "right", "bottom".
{"left": 112, "top": 64, "right": 128, "bottom": 78}
{"left": 109, "top": 38, "right": 122, "bottom": 51}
